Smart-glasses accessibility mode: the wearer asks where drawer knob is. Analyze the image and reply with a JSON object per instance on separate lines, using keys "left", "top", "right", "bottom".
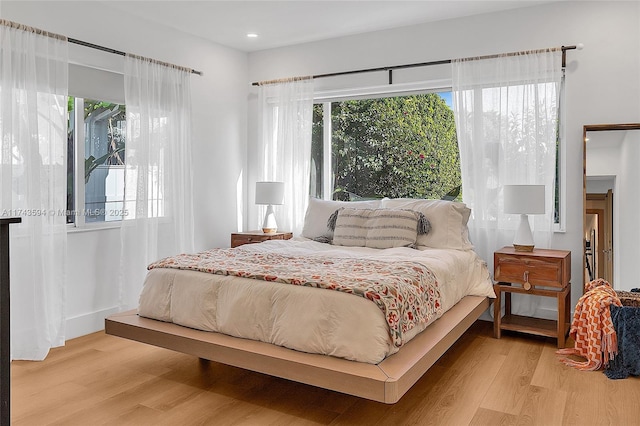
{"left": 523, "top": 271, "right": 531, "bottom": 291}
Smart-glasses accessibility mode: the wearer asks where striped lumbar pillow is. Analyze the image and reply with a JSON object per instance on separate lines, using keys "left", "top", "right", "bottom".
{"left": 330, "top": 208, "right": 429, "bottom": 249}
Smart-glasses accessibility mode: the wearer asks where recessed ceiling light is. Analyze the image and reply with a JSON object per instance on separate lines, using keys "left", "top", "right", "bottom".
{"left": 247, "top": 33, "right": 258, "bottom": 38}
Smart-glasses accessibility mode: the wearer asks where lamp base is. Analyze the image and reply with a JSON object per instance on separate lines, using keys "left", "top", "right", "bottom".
{"left": 262, "top": 205, "right": 278, "bottom": 234}
{"left": 513, "top": 214, "right": 535, "bottom": 253}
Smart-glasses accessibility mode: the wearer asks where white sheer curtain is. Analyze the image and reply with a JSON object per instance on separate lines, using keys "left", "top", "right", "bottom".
{"left": 119, "top": 55, "right": 194, "bottom": 310}
{"left": 255, "top": 79, "right": 314, "bottom": 235}
{"left": 0, "top": 21, "right": 68, "bottom": 360}
{"left": 452, "top": 50, "right": 562, "bottom": 283}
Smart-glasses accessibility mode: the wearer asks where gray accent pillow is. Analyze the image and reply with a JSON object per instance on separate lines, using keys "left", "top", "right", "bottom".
{"left": 332, "top": 208, "right": 428, "bottom": 249}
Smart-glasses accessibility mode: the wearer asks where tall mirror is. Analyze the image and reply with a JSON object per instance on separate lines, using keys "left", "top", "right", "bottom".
{"left": 584, "top": 123, "right": 640, "bottom": 290}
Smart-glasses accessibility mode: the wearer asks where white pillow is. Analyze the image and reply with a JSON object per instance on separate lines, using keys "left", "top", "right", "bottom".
{"left": 382, "top": 198, "right": 473, "bottom": 250}
{"left": 301, "top": 197, "right": 384, "bottom": 240}
{"left": 332, "top": 208, "right": 422, "bottom": 249}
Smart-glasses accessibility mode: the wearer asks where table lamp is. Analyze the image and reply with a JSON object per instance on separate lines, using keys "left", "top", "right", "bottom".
{"left": 503, "top": 184, "right": 545, "bottom": 252}
{"left": 255, "top": 181, "right": 284, "bottom": 234}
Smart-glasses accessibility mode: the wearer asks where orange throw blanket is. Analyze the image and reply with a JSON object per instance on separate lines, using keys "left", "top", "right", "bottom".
{"left": 557, "top": 279, "right": 622, "bottom": 370}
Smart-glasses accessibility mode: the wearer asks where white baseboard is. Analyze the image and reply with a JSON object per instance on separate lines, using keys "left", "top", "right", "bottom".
{"left": 66, "top": 306, "right": 121, "bottom": 340}
{"left": 479, "top": 309, "right": 492, "bottom": 322}
{"left": 535, "top": 306, "right": 563, "bottom": 320}
{"left": 479, "top": 302, "right": 565, "bottom": 322}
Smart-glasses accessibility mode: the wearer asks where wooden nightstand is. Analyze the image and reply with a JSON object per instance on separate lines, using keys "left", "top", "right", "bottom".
{"left": 493, "top": 247, "right": 571, "bottom": 348}
{"left": 231, "top": 231, "right": 293, "bottom": 248}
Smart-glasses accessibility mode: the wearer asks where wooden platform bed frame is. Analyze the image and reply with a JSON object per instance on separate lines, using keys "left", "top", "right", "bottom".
{"left": 105, "top": 295, "right": 489, "bottom": 404}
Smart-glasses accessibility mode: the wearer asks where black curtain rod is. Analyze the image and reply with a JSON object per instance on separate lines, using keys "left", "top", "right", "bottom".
{"left": 252, "top": 45, "right": 577, "bottom": 86}
{"left": 0, "top": 19, "right": 202, "bottom": 75}
{"left": 68, "top": 37, "right": 203, "bottom": 76}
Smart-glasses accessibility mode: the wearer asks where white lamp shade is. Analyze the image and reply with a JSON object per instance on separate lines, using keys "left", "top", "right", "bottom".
{"left": 255, "top": 181, "right": 284, "bottom": 205}
{"left": 503, "top": 185, "right": 545, "bottom": 215}
{"left": 504, "top": 184, "right": 545, "bottom": 252}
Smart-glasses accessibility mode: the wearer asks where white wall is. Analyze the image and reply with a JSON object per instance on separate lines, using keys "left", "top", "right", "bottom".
{"left": 247, "top": 1, "right": 640, "bottom": 316}
{"left": 1, "top": 1, "right": 248, "bottom": 338}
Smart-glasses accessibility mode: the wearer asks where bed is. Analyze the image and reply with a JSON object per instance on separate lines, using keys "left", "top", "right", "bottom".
{"left": 106, "top": 197, "right": 495, "bottom": 403}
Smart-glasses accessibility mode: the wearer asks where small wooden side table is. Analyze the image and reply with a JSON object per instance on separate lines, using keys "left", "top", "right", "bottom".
{"left": 493, "top": 246, "right": 571, "bottom": 348}
{"left": 231, "top": 231, "right": 293, "bottom": 248}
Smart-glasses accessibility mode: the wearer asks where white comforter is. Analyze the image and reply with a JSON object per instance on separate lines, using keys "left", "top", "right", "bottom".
{"left": 138, "top": 238, "right": 494, "bottom": 364}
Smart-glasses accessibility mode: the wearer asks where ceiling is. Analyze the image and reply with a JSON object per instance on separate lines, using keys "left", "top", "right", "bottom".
{"left": 104, "top": 1, "right": 556, "bottom": 52}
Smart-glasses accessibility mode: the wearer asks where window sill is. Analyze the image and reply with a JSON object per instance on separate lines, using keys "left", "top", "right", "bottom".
{"left": 67, "top": 222, "right": 122, "bottom": 233}
{"left": 553, "top": 224, "right": 566, "bottom": 233}
{"left": 66, "top": 216, "right": 170, "bottom": 233}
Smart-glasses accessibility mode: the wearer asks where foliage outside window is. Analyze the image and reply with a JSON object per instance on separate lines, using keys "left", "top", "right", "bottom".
{"left": 67, "top": 97, "right": 126, "bottom": 225}
{"left": 311, "top": 92, "right": 461, "bottom": 201}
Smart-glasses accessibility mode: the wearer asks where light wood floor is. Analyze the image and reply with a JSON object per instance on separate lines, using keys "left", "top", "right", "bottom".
{"left": 11, "top": 320, "right": 640, "bottom": 425}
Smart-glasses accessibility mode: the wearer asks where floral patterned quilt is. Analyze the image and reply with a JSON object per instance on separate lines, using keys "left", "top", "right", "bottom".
{"left": 148, "top": 248, "right": 442, "bottom": 347}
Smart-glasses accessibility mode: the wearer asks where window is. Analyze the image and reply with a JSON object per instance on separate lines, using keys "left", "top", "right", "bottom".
{"left": 67, "top": 97, "right": 126, "bottom": 225}
{"left": 311, "top": 92, "right": 461, "bottom": 201}
{"left": 311, "top": 85, "right": 563, "bottom": 230}
{"left": 461, "top": 81, "right": 563, "bottom": 228}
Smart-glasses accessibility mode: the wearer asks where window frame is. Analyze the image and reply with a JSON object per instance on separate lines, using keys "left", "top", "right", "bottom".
{"left": 68, "top": 96, "right": 127, "bottom": 231}
{"left": 311, "top": 78, "right": 565, "bottom": 232}
{"left": 553, "top": 73, "right": 567, "bottom": 233}
{"left": 312, "top": 80, "right": 458, "bottom": 201}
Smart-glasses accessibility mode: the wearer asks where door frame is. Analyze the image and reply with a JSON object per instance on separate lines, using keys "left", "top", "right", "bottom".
{"left": 586, "top": 191, "right": 613, "bottom": 284}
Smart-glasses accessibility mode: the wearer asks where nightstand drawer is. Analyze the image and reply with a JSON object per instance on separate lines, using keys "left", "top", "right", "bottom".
{"left": 231, "top": 231, "right": 293, "bottom": 248}
{"left": 233, "top": 234, "right": 273, "bottom": 245}
{"left": 495, "top": 256, "right": 564, "bottom": 288}
{"left": 494, "top": 247, "right": 571, "bottom": 289}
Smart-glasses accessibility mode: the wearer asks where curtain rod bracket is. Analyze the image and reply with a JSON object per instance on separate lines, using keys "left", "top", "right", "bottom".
{"left": 561, "top": 45, "right": 578, "bottom": 68}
